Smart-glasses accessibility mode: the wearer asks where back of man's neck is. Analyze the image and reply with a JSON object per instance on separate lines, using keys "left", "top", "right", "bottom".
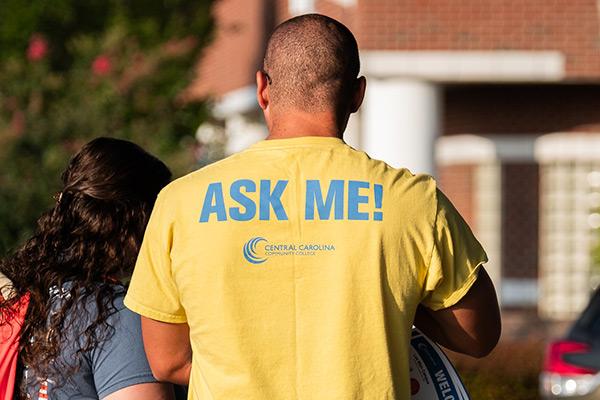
{"left": 266, "top": 131, "right": 341, "bottom": 140}
{"left": 267, "top": 112, "right": 344, "bottom": 140}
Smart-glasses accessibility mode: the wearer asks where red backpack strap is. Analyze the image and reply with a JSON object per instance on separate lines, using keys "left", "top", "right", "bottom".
{"left": 0, "top": 280, "right": 29, "bottom": 400}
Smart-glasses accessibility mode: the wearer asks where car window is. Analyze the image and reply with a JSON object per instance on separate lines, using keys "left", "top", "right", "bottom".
{"left": 592, "top": 318, "right": 600, "bottom": 335}
{"left": 569, "top": 289, "right": 600, "bottom": 341}
{"left": 590, "top": 301, "right": 600, "bottom": 335}
{"left": 582, "top": 290, "right": 600, "bottom": 336}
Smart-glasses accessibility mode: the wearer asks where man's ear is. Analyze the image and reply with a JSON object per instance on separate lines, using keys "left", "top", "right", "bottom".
{"left": 350, "top": 76, "right": 366, "bottom": 113}
{"left": 256, "top": 70, "right": 270, "bottom": 110}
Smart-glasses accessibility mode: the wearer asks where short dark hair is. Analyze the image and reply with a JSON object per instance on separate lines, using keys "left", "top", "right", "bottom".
{"left": 263, "top": 14, "right": 360, "bottom": 112}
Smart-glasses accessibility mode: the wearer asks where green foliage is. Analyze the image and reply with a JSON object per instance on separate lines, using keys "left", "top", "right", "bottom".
{"left": 459, "top": 369, "right": 540, "bottom": 399}
{"left": 0, "top": 0, "right": 218, "bottom": 254}
{"left": 449, "top": 339, "right": 544, "bottom": 400}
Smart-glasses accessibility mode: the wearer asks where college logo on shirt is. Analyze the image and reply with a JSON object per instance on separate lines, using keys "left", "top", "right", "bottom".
{"left": 242, "top": 237, "right": 336, "bottom": 264}
{"left": 243, "top": 237, "right": 268, "bottom": 264}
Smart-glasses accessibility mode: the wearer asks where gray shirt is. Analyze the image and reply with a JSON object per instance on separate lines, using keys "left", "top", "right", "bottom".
{"left": 25, "top": 285, "right": 157, "bottom": 399}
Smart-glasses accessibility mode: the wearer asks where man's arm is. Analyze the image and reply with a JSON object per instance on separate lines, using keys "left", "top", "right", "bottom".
{"left": 141, "top": 317, "right": 192, "bottom": 385}
{"left": 414, "top": 268, "right": 501, "bottom": 358}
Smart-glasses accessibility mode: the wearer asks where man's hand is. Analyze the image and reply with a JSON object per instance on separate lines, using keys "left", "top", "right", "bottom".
{"left": 141, "top": 317, "right": 192, "bottom": 385}
{"left": 414, "top": 268, "right": 501, "bottom": 358}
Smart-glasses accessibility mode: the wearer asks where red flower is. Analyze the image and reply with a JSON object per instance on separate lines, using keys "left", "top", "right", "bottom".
{"left": 27, "top": 35, "right": 48, "bottom": 61}
{"left": 92, "top": 55, "right": 112, "bottom": 76}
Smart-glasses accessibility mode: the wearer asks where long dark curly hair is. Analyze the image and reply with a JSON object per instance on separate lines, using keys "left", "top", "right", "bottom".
{"left": 0, "top": 137, "right": 171, "bottom": 395}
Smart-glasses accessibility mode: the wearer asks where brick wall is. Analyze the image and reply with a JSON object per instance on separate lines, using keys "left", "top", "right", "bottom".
{"left": 437, "top": 164, "right": 477, "bottom": 230}
{"left": 193, "top": 1, "right": 600, "bottom": 98}
{"left": 274, "top": 0, "right": 288, "bottom": 23}
{"left": 439, "top": 162, "right": 540, "bottom": 305}
{"left": 445, "top": 84, "right": 600, "bottom": 135}
{"left": 501, "top": 164, "right": 539, "bottom": 280}
{"left": 190, "top": 0, "right": 271, "bottom": 99}
{"left": 355, "top": 0, "right": 600, "bottom": 79}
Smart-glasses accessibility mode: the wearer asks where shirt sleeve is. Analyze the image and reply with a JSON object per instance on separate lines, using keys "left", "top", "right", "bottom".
{"left": 124, "top": 188, "right": 187, "bottom": 323}
{"left": 91, "top": 304, "right": 157, "bottom": 399}
{"left": 420, "top": 189, "right": 489, "bottom": 311}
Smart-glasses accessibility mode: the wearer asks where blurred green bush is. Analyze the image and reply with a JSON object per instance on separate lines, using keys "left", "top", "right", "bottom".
{"left": 449, "top": 338, "right": 545, "bottom": 400}
{"left": 0, "top": 0, "right": 218, "bottom": 254}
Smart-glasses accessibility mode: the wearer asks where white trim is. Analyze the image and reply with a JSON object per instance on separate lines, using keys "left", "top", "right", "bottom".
{"left": 289, "top": 0, "right": 315, "bottom": 15}
{"left": 360, "top": 51, "right": 566, "bottom": 82}
{"left": 213, "top": 85, "right": 257, "bottom": 119}
{"left": 475, "top": 161, "right": 503, "bottom": 302}
{"left": 501, "top": 279, "right": 538, "bottom": 307}
{"left": 436, "top": 134, "right": 538, "bottom": 165}
{"left": 535, "top": 133, "right": 600, "bottom": 162}
{"left": 436, "top": 135, "right": 495, "bottom": 164}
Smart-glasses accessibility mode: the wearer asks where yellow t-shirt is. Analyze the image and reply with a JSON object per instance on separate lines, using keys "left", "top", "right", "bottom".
{"left": 124, "top": 136, "right": 487, "bottom": 400}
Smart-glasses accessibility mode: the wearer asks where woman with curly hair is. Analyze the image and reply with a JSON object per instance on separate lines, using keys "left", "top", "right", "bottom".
{"left": 0, "top": 137, "right": 175, "bottom": 399}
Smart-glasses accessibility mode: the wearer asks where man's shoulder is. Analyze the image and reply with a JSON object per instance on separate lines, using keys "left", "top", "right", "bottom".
{"left": 347, "top": 146, "right": 436, "bottom": 192}
{"left": 161, "top": 152, "right": 246, "bottom": 196}
{"left": 359, "top": 158, "right": 439, "bottom": 223}
{"left": 387, "top": 170, "right": 438, "bottom": 214}
{"left": 365, "top": 157, "right": 437, "bottom": 201}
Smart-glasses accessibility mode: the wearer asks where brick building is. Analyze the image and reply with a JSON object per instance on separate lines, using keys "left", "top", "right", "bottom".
{"left": 191, "top": 0, "right": 600, "bottom": 321}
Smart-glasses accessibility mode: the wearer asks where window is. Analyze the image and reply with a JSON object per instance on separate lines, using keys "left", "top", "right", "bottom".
{"left": 536, "top": 134, "right": 600, "bottom": 320}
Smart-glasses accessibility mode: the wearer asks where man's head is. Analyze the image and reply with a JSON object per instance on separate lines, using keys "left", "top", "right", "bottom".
{"left": 257, "top": 14, "right": 365, "bottom": 137}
